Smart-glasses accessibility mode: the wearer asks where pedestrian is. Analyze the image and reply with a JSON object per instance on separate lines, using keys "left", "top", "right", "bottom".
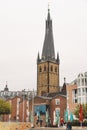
{"left": 66, "top": 121, "right": 72, "bottom": 130}
{"left": 60, "top": 118, "right": 64, "bottom": 126}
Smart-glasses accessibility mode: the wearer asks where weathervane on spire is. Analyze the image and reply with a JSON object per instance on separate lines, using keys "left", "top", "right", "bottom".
{"left": 47, "top": 1, "right": 51, "bottom": 20}
{"left": 48, "top": 2, "right": 50, "bottom": 12}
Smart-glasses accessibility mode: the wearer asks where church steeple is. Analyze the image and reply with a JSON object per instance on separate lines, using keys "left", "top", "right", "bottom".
{"left": 47, "top": 6, "right": 50, "bottom": 21}
{"left": 37, "top": 8, "right": 60, "bottom": 96}
{"left": 37, "top": 52, "right": 40, "bottom": 63}
{"left": 56, "top": 52, "right": 60, "bottom": 64}
{"left": 42, "top": 8, "right": 55, "bottom": 61}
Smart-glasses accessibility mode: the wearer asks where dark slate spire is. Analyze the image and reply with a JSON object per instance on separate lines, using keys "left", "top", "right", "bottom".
{"left": 42, "top": 8, "right": 55, "bottom": 61}
{"left": 56, "top": 52, "right": 60, "bottom": 64}
{"left": 37, "top": 52, "right": 40, "bottom": 63}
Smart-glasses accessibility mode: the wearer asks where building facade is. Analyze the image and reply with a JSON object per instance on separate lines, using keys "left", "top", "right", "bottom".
{"left": 3, "top": 8, "right": 67, "bottom": 126}
{"left": 67, "top": 72, "right": 87, "bottom": 115}
{"left": 0, "top": 83, "right": 37, "bottom": 100}
{"left": 3, "top": 94, "right": 66, "bottom": 127}
{"left": 3, "top": 96, "right": 21, "bottom": 121}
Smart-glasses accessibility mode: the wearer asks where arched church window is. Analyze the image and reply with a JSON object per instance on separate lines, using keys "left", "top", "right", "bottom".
{"left": 50, "top": 65, "right": 53, "bottom": 71}
{"left": 55, "top": 67, "right": 57, "bottom": 72}
{"left": 39, "top": 66, "right": 42, "bottom": 72}
{"left": 44, "top": 65, "right": 46, "bottom": 71}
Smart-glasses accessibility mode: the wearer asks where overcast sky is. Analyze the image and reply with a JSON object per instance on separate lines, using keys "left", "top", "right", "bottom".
{"left": 0, "top": 0, "right": 87, "bottom": 91}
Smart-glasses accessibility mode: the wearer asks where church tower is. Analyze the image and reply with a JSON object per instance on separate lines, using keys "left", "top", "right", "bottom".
{"left": 37, "top": 8, "right": 60, "bottom": 96}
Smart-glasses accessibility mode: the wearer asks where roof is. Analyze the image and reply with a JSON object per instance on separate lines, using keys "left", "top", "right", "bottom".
{"left": 43, "top": 92, "right": 66, "bottom": 98}
{"left": 41, "top": 9, "right": 55, "bottom": 61}
{"left": 4, "top": 84, "right": 9, "bottom": 91}
{"left": 34, "top": 95, "right": 52, "bottom": 100}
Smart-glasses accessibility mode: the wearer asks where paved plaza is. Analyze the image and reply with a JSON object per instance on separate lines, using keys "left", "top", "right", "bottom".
{"left": 0, "top": 122, "right": 31, "bottom": 130}
{"left": 26, "top": 127, "right": 87, "bottom": 130}
{"left": 0, "top": 122, "right": 87, "bottom": 130}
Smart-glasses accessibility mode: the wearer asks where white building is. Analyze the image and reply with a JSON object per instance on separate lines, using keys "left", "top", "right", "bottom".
{"left": 70, "top": 72, "right": 87, "bottom": 104}
{"left": 0, "top": 83, "right": 37, "bottom": 100}
{"left": 76, "top": 72, "right": 87, "bottom": 104}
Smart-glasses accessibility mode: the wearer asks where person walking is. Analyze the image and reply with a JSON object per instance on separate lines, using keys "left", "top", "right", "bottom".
{"left": 60, "top": 118, "right": 64, "bottom": 127}
{"left": 66, "top": 121, "right": 72, "bottom": 130}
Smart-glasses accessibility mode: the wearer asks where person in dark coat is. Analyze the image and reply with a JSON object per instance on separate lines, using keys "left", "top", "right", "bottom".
{"left": 66, "top": 121, "right": 72, "bottom": 130}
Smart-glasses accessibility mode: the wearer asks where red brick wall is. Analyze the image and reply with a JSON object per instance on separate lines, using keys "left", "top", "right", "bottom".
{"left": 66, "top": 84, "right": 78, "bottom": 113}
{"left": 3, "top": 96, "right": 21, "bottom": 122}
{"left": 3, "top": 95, "right": 66, "bottom": 126}
{"left": 50, "top": 95, "right": 67, "bottom": 125}
{"left": 29, "top": 97, "right": 49, "bottom": 127}
{"left": 19, "top": 99, "right": 29, "bottom": 122}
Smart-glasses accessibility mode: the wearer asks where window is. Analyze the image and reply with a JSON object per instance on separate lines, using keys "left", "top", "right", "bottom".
{"left": 78, "top": 98, "right": 81, "bottom": 103}
{"left": 39, "top": 66, "right": 42, "bottom": 72}
{"left": 73, "top": 98, "right": 77, "bottom": 103}
{"left": 85, "top": 78, "right": 87, "bottom": 86}
{"left": 86, "top": 88, "right": 87, "bottom": 94}
{"left": 55, "top": 99, "right": 60, "bottom": 105}
{"left": 55, "top": 67, "right": 57, "bottom": 72}
{"left": 74, "top": 89, "right": 77, "bottom": 97}
{"left": 55, "top": 108, "right": 60, "bottom": 117}
{"left": 78, "top": 88, "right": 81, "bottom": 96}
{"left": 50, "top": 65, "right": 53, "bottom": 72}
{"left": 77, "top": 79, "right": 80, "bottom": 86}
{"left": 82, "top": 88, "right": 85, "bottom": 95}
{"left": 44, "top": 65, "right": 46, "bottom": 71}
{"left": 74, "top": 99, "right": 77, "bottom": 103}
{"left": 82, "top": 78, "right": 84, "bottom": 86}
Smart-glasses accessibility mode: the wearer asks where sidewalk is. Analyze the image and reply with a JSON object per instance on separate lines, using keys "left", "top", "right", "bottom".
{"left": 26, "top": 126, "right": 87, "bottom": 130}
{"left": 0, "top": 122, "right": 31, "bottom": 130}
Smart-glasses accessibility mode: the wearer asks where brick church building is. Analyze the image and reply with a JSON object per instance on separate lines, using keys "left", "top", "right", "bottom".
{"left": 3, "top": 8, "right": 67, "bottom": 127}
{"left": 34, "top": 8, "right": 67, "bottom": 126}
